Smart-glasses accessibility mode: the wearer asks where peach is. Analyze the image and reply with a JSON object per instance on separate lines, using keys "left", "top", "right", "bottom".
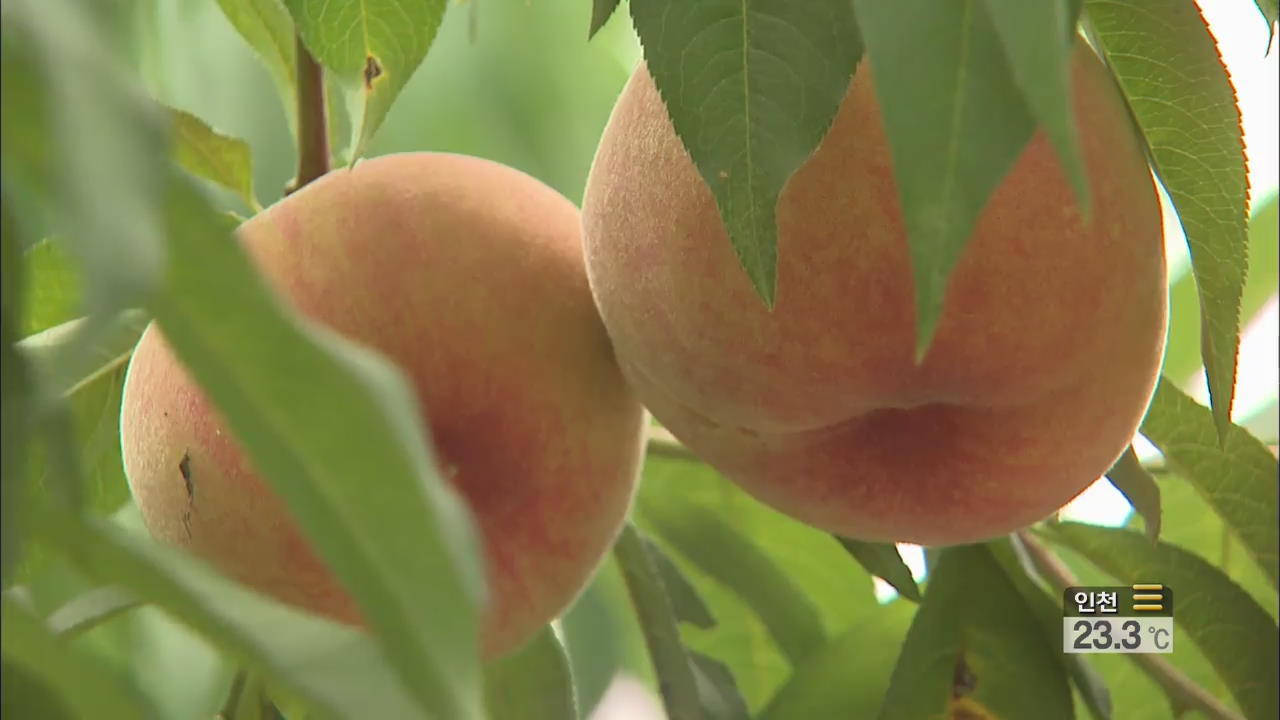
{"left": 581, "top": 43, "right": 1166, "bottom": 545}
{"left": 121, "top": 153, "right": 646, "bottom": 657}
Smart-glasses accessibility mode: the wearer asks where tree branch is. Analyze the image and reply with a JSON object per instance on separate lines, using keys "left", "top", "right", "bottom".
{"left": 286, "top": 33, "right": 329, "bottom": 195}
{"left": 1015, "top": 531, "right": 1244, "bottom": 720}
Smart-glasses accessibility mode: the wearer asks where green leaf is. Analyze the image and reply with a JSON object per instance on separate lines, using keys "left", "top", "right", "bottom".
{"left": 1, "top": 595, "right": 157, "bottom": 719}
{"left": 285, "top": 0, "right": 447, "bottom": 160}
{"left": 1, "top": 660, "right": 75, "bottom": 720}
{"left": 628, "top": 0, "right": 862, "bottom": 306}
{"left": 760, "top": 600, "right": 916, "bottom": 720}
{"left": 2, "top": 192, "right": 33, "bottom": 586}
{"left": 879, "top": 544, "right": 1074, "bottom": 720}
{"left": 1252, "top": 0, "right": 1278, "bottom": 29}
{"left": 44, "top": 585, "right": 140, "bottom": 638}
{"left": 589, "top": 0, "right": 622, "bottom": 38}
{"left": 690, "top": 652, "right": 750, "bottom": 720}
{"left": 836, "top": 538, "right": 921, "bottom": 602}
{"left": 1140, "top": 378, "right": 1279, "bottom": 587}
{"left": 1104, "top": 447, "right": 1162, "bottom": 542}
{"left": 645, "top": 538, "right": 716, "bottom": 629}
{"left": 20, "top": 240, "right": 80, "bottom": 336}
{"left": 559, "top": 566, "right": 644, "bottom": 718}
{"left": 639, "top": 494, "right": 826, "bottom": 665}
{"left": 1163, "top": 191, "right": 1279, "bottom": 386}
{"left": 12, "top": 312, "right": 145, "bottom": 581}
{"left": 636, "top": 455, "right": 877, "bottom": 709}
{"left": 852, "top": 0, "right": 1036, "bottom": 359}
{"left": 214, "top": 0, "right": 298, "bottom": 133}
{"left": 0, "top": 0, "right": 167, "bottom": 319}
{"left": 168, "top": 108, "right": 261, "bottom": 212}
{"left": 1043, "top": 523, "right": 1279, "bottom": 720}
{"left": 39, "top": 511, "right": 433, "bottom": 719}
{"left": 989, "top": 539, "right": 1112, "bottom": 720}
{"left": 147, "top": 175, "right": 486, "bottom": 718}
{"left": 613, "top": 524, "right": 703, "bottom": 720}
{"left": 483, "top": 627, "right": 577, "bottom": 720}
{"left": 981, "top": 0, "right": 1089, "bottom": 212}
{"left": 1086, "top": 0, "right": 1250, "bottom": 437}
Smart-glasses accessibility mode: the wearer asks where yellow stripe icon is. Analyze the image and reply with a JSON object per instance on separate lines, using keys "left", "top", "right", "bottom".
{"left": 1131, "top": 584, "right": 1165, "bottom": 612}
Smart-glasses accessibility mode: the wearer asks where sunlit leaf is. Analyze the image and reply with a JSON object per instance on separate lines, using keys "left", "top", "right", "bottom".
{"left": 1140, "top": 379, "right": 1279, "bottom": 587}
{"left": 1086, "top": 0, "right": 1250, "bottom": 437}
{"left": 1162, "top": 191, "right": 1277, "bottom": 387}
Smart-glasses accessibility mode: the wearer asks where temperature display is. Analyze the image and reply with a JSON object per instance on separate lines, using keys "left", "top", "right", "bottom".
{"left": 1062, "top": 585, "right": 1174, "bottom": 654}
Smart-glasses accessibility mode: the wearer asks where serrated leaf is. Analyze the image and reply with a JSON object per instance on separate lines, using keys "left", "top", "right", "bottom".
{"left": 1164, "top": 191, "right": 1279, "bottom": 386}
{"left": 589, "top": 0, "right": 622, "bottom": 39}
{"left": 168, "top": 107, "right": 261, "bottom": 212}
{"left": 981, "top": 0, "right": 1090, "bottom": 212}
{"left": 1085, "top": 0, "right": 1250, "bottom": 438}
{"left": 1140, "top": 378, "right": 1279, "bottom": 587}
{"left": 38, "top": 511, "right": 432, "bottom": 719}
{"left": 1, "top": 595, "right": 157, "bottom": 719}
{"left": 285, "top": 0, "right": 447, "bottom": 161}
{"left": 628, "top": 0, "right": 861, "bottom": 306}
{"left": 852, "top": 0, "right": 1036, "bottom": 358}
{"left": 214, "top": 0, "right": 298, "bottom": 133}
{"left": 837, "top": 538, "right": 922, "bottom": 602}
{"left": 638, "top": 495, "right": 826, "bottom": 665}
{"left": 1104, "top": 446, "right": 1162, "bottom": 542}
{"left": 146, "top": 175, "right": 486, "bottom": 718}
{"left": 644, "top": 538, "right": 716, "bottom": 629}
{"left": 1043, "top": 522, "right": 1279, "bottom": 720}
{"left": 879, "top": 545, "right": 1074, "bottom": 720}
{"left": 483, "top": 626, "right": 577, "bottom": 720}
{"left": 760, "top": 600, "right": 916, "bottom": 720}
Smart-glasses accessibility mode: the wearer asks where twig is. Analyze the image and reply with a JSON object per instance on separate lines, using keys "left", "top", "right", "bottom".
{"left": 286, "top": 33, "right": 329, "bottom": 195}
{"left": 1015, "top": 531, "right": 1244, "bottom": 720}
{"left": 613, "top": 524, "right": 704, "bottom": 720}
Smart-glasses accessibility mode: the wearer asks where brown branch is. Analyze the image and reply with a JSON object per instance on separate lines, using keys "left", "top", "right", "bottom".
{"left": 1015, "top": 531, "right": 1244, "bottom": 720}
{"left": 286, "top": 33, "right": 329, "bottom": 195}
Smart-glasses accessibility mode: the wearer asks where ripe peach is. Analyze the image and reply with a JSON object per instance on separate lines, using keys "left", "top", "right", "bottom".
{"left": 121, "top": 153, "right": 646, "bottom": 657}
{"left": 581, "top": 43, "right": 1166, "bottom": 545}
